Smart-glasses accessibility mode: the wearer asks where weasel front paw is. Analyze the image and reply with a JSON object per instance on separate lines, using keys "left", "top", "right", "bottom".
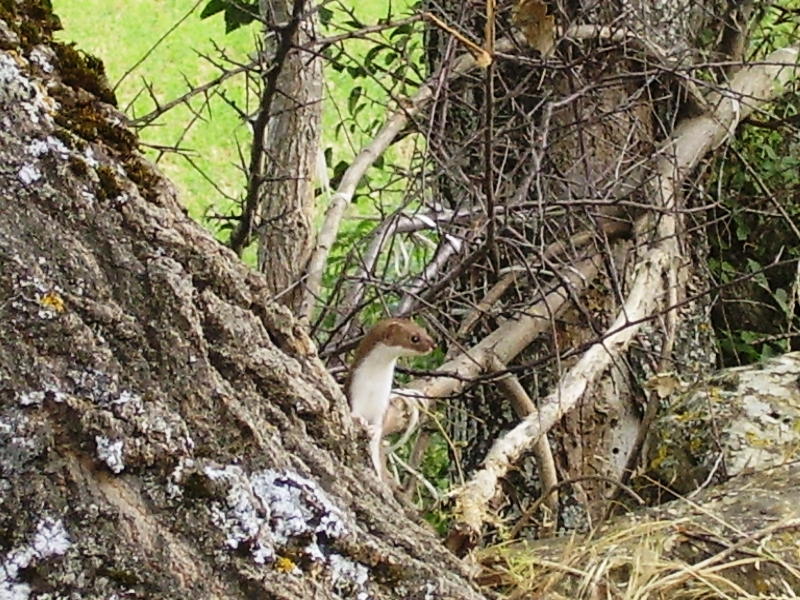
{"left": 352, "top": 414, "right": 369, "bottom": 430}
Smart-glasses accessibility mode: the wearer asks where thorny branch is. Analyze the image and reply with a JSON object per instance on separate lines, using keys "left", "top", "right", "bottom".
{"left": 445, "top": 45, "right": 799, "bottom": 552}
{"left": 132, "top": 60, "right": 257, "bottom": 127}
{"left": 229, "top": 0, "right": 308, "bottom": 255}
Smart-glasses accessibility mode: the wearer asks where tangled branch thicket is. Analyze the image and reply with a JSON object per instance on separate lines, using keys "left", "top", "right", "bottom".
{"left": 295, "top": 0, "right": 799, "bottom": 548}
{"left": 128, "top": 0, "right": 799, "bottom": 564}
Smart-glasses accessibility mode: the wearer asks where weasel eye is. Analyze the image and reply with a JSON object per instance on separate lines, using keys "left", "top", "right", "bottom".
{"left": 411, "top": 335, "right": 420, "bottom": 343}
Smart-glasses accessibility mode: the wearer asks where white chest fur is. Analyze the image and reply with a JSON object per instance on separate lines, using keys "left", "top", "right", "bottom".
{"left": 349, "top": 342, "right": 405, "bottom": 428}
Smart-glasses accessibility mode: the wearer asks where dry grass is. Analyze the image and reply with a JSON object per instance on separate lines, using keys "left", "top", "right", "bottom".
{"left": 477, "top": 517, "right": 800, "bottom": 599}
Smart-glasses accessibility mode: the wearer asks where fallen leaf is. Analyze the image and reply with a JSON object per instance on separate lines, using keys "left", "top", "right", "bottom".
{"left": 644, "top": 373, "right": 683, "bottom": 399}
{"left": 513, "top": 0, "right": 556, "bottom": 55}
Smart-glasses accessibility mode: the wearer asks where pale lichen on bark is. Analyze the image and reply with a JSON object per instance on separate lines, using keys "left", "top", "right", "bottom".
{"left": 0, "top": 4, "right": 486, "bottom": 598}
{"left": 648, "top": 352, "right": 800, "bottom": 493}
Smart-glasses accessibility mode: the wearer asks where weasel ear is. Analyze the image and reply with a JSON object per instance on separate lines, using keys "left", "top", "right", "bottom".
{"left": 384, "top": 321, "right": 401, "bottom": 339}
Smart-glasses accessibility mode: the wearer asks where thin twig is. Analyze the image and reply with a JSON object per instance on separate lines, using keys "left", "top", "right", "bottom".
{"left": 133, "top": 61, "right": 256, "bottom": 127}
{"left": 115, "top": 0, "right": 205, "bottom": 93}
{"left": 229, "top": 0, "right": 307, "bottom": 255}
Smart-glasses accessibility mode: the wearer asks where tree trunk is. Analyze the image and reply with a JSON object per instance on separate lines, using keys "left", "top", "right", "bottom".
{"left": 0, "top": 4, "right": 482, "bottom": 598}
{"left": 255, "top": 0, "right": 322, "bottom": 313}
{"left": 408, "top": 0, "right": 723, "bottom": 535}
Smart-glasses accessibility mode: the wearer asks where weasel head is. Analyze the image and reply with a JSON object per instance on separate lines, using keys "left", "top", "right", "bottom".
{"left": 353, "top": 318, "right": 436, "bottom": 365}
{"left": 380, "top": 318, "right": 436, "bottom": 357}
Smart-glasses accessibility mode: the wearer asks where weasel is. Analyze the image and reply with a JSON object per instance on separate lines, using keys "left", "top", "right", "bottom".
{"left": 346, "top": 318, "right": 435, "bottom": 481}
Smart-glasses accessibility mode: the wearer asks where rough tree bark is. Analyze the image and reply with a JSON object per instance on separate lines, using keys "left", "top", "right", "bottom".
{"left": 0, "top": 4, "right": 483, "bottom": 598}
{"left": 252, "top": 0, "right": 322, "bottom": 314}
{"left": 2, "top": 2, "right": 800, "bottom": 598}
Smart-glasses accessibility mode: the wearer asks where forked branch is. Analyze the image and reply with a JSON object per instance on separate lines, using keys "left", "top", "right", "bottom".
{"left": 445, "top": 45, "right": 800, "bottom": 553}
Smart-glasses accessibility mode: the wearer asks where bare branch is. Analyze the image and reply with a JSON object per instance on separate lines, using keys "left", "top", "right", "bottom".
{"left": 298, "top": 20, "right": 707, "bottom": 322}
{"left": 490, "top": 356, "right": 559, "bottom": 535}
{"left": 229, "top": 0, "right": 308, "bottom": 255}
{"left": 298, "top": 28, "right": 492, "bottom": 321}
{"left": 396, "top": 233, "right": 465, "bottom": 316}
{"left": 132, "top": 60, "right": 255, "bottom": 127}
{"left": 446, "top": 45, "right": 800, "bottom": 553}
{"left": 383, "top": 255, "right": 602, "bottom": 436}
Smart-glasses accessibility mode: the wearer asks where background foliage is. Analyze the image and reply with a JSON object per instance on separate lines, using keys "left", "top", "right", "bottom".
{"left": 52, "top": 0, "right": 419, "bottom": 252}
{"left": 708, "top": 5, "right": 800, "bottom": 365}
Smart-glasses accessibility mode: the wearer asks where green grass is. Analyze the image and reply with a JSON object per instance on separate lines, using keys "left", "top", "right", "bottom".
{"left": 53, "top": 0, "right": 255, "bottom": 229}
{"left": 52, "top": 0, "right": 420, "bottom": 244}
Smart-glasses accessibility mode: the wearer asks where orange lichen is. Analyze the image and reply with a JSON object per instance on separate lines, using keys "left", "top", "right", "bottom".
{"left": 275, "top": 556, "right": 296, "bottom": 573}
{"left": 40, "top": 290, "right": 65, "bottom": 313}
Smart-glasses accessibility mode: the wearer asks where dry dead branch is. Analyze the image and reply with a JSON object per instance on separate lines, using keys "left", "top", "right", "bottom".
{"left": 445, "top": 45, "right": 800, "bottom": 551}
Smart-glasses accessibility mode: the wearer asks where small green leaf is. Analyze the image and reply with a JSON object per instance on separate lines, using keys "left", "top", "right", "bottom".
{"left": 331, "top": 160, "right": 349, "bottom": 186}
{"left": 391, "top": 24, "right": 413, "bottom": 38}
{"left": 319, "top": 6, "right": 333, "bottom": 25}
{"left": 348, "top": 86, "right": 363, "bottom": 115}
{"left": 200, "top": 0, "right": 227, "bottom": 19}
{"left": 735, "top": 222, "right": 748, "bottom": 241}
{"left": 740, "top": 330, "right": 759, "bottom": 344}
{"left": 201, "top": 0, "right": 258, "bottom": 32}
{"left": 773, "top": 287, "right": 788, "bottom": 313}
{"left": 747, "top": 259, "right": 770, "bottom": 291}
{"left": 363, "top": 46, "right": 384, "bottom": 68}
{"left": 352, "top": 101, "right": 366, "bottom": 120}
{"left": 224, "top": 3, "right": 257, "bottom": 33}
{"left": 347, "top": 65, "right": 367, "bottom": 79}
